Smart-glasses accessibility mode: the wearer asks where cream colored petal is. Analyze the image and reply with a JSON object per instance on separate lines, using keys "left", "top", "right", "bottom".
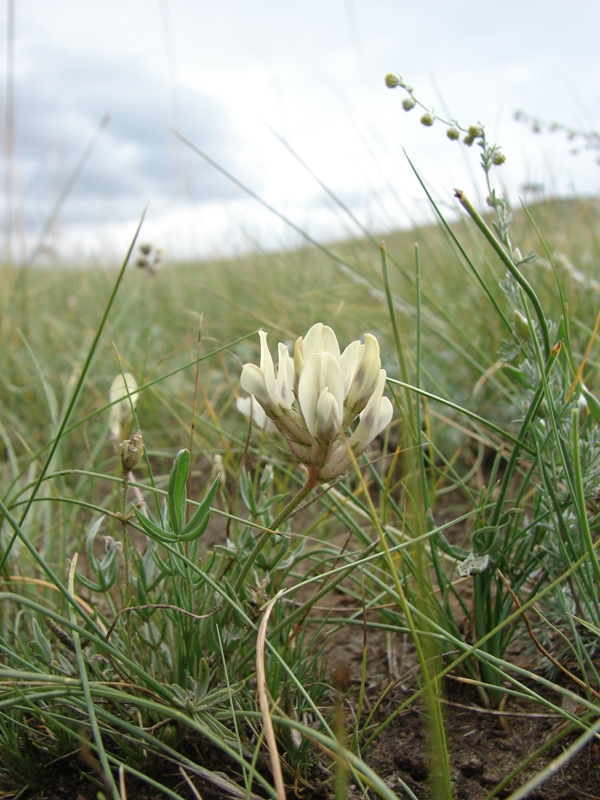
{"left": 240, "top": 363, "right": 272, "bottom": 409}
{"left": 314, "top": 388, "right": 342, "bottom": 444}
{"left": 109, "top": 372, "right": 139, "bottom": 406}
{"left": 339, "top": 340, "right": 362, "bottom": 394}
{"left": 348, "top": 370, "right": 393, "bottom": 451}
{"left": 276, "top": 343, "right": 294, "bottom": 409}
{"left": 236, "top": 396, "right": 276, "bottom": 432}
{"left": 343, "top": 334, "right": 381, "bottom": 417}
{"left": 109, "top": 372, "right": 138, "bottom": 440}
{"left": 293, "top": 335, "right": 305, "bottom": 377}
{"left": 298, "top": 352, "right": 344, "bottom": 440}
{"left": 258, "top": 330, "right": 278, "bottom": 405}
{"left": 302, "top": 323, "right": 340, "bottom": 358}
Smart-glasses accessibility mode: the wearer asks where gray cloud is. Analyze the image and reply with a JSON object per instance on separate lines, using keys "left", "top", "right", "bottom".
{"left": 1, "top": 0, "right": 598, "bottom": 261}
{"left": 7, "top": 43, "right": 243, "bottom": 237}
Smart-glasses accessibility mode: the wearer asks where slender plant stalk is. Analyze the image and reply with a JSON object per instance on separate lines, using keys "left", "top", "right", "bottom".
{"left": 233, "top": 466, "right": 319, "bottom": 593}
{"left": 0, "top": 209, "right": 146, "bottom": 572}
{"left": 571, "top": 408, "right": 600, "bottom": 589}
{"left": 455, "top": 189, "right": 551, "bottom": 359}
{"left": 68, "top": 555, "right": 120, "bottom": 800}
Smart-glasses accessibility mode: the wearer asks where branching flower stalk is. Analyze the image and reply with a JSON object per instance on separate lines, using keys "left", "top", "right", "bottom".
{"left": 235, "top": 323, "right": 393, "bottom": 591}
{"left": 385, "top": 72, "right": 521, "bottom": 262}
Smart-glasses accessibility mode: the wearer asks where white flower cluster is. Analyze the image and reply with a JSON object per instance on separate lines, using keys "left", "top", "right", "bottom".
{"left": 240, "top": 323, "right": 393, "bottom": 480}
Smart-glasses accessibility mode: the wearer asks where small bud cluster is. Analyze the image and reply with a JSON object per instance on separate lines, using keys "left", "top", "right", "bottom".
{"left": 135, "top": 243, "right": 165, "bottom": 276}
{"left": 384, "top": 71, "right": 506, "bottom": 168}
{"left": 385, "top": 73, "right": 402, "bottom": 88}
{"left": 239, "top": 324, "right": 393, "bottom": 481}
{"left": 514, "top": 110, "right": 600, "bottom": 166}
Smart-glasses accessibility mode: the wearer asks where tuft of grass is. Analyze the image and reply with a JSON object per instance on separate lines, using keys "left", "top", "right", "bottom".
{"left": 1, "top": 79, "right": 600, "bottom": 799}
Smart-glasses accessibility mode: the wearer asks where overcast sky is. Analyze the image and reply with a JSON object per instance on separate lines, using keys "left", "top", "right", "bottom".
{"left": 2, "top": 0, "right": 599, "bottom": 263}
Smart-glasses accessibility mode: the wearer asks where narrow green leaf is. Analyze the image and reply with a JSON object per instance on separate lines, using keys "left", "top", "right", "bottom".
{"left": 239, "top": 468, "right": 257, "bottom": 515}
{"left": 581, "top": 385, "right": 600, "bottom": 425}
{"left": 180, "top": 477, "right": 219, "bottom": 540}
{"left": 133, "top": 505, "right": 178, "bottom": 544}
{"left": 196, "top": 658, "right": 210, "bottom": 700}
{"left": 168, "top": 449, "right": 190, "bottom": 535}
{"left": 31, "top": 618, "right": 53, "bottom": 664}
{"left": 85, "top": 516, "right": 104, "bottom": 572}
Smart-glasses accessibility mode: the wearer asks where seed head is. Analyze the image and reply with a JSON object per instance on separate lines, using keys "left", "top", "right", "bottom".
{"left": 385, "top": 73, "right": 403, "bottom": 88}
{"left": 402, "top": 97, "right": 416, "bottom": 111}
{"left": 447, "top": 126, "right": 460, "bottom": 141}
{"left": 420, "top": 112, "right": 434, "bottom": 127}
{"left": 121, "top": 431, "right": 144, "bottom": 474}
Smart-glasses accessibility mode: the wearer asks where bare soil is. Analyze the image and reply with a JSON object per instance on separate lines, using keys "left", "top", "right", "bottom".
{"left": 5, "top": 622, "right": 599, "bottom": 800}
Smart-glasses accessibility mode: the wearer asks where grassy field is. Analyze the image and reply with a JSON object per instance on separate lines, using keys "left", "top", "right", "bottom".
{"left": 1, "top": 138, "right": 600, "bottom": 800}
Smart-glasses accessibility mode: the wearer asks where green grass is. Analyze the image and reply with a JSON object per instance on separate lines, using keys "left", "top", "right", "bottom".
{"left": 1, "top": 147, "right": 600, "bottom": 800}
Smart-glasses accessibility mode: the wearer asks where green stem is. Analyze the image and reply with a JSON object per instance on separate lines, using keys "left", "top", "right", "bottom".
{"left": 233, "top": 467, "right": 319, "bottom": 593}
{"left": 455, "top": 189, "right": 551, "bottom": 360}
{"left": 571, "top": 409, "right": 600, "bottom": 590}
{"left": 489, "top": 341, "right": 561, "bottom": 528}
{"left": 68, "top": 557, "right": 120, "bottom": 800}
{"left": 121, "top": 472, "right": 132, "bottom": 658}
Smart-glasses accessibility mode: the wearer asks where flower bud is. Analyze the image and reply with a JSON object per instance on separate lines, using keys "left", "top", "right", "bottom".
{"left": 577, "top": 391, "right": 588, "bottom": 413}
{"left": 385, "top": 73, "right": 402, "bottom": 88}
{"left": 463, "top": 134, "right": 475, "bottom": 147}
{"left": 468, "top": 125, "right": 483, "bottom": 138}
{"left": 402, "top": 97, "right": 416, "bottom": 111}
{"left": 139, "top": 243, "right": 152, "bottom": 256}
{"left": 120, "top": 431, "right": 144, "bottom": 473}
{"left": 212, "top": 454, "right": 226, "bottom": 484}
{"left": 513, "top": 310, "right": 531, "bottom": 340}
{"left": 512, "top": 248, "right": 523, "bottom": 264}
{"left": 447, "top": 126, "right": 460, "bottom": 141}
{"left": 420, "top": 112, "right": 434, "bottom": 127}
{"left": 492, "top": 151, "right": 506, "bottom": 165}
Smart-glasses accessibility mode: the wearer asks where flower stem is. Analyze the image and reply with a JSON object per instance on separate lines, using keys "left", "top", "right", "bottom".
{"left": 234, "top": 467, "right": 319, "bottom": 594}
{"left": 121, "top": 472, "right": 132, "bottom": 658}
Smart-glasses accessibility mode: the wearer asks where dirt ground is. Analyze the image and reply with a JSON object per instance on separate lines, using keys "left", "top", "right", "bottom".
{"left": 4, "top": 468, "right": 600, "bottom": 799}
{"left": 5, "top": 622, "right": 599, "bottom": 800}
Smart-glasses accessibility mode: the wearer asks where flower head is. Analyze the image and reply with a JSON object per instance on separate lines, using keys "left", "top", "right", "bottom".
{"left": 240, "top": 324, "right": 393, "bottom": 481}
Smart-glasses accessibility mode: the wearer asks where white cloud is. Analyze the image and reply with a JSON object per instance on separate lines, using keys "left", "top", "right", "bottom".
{"left": 1, "top": 0, "right": 598, "bottom": 262}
